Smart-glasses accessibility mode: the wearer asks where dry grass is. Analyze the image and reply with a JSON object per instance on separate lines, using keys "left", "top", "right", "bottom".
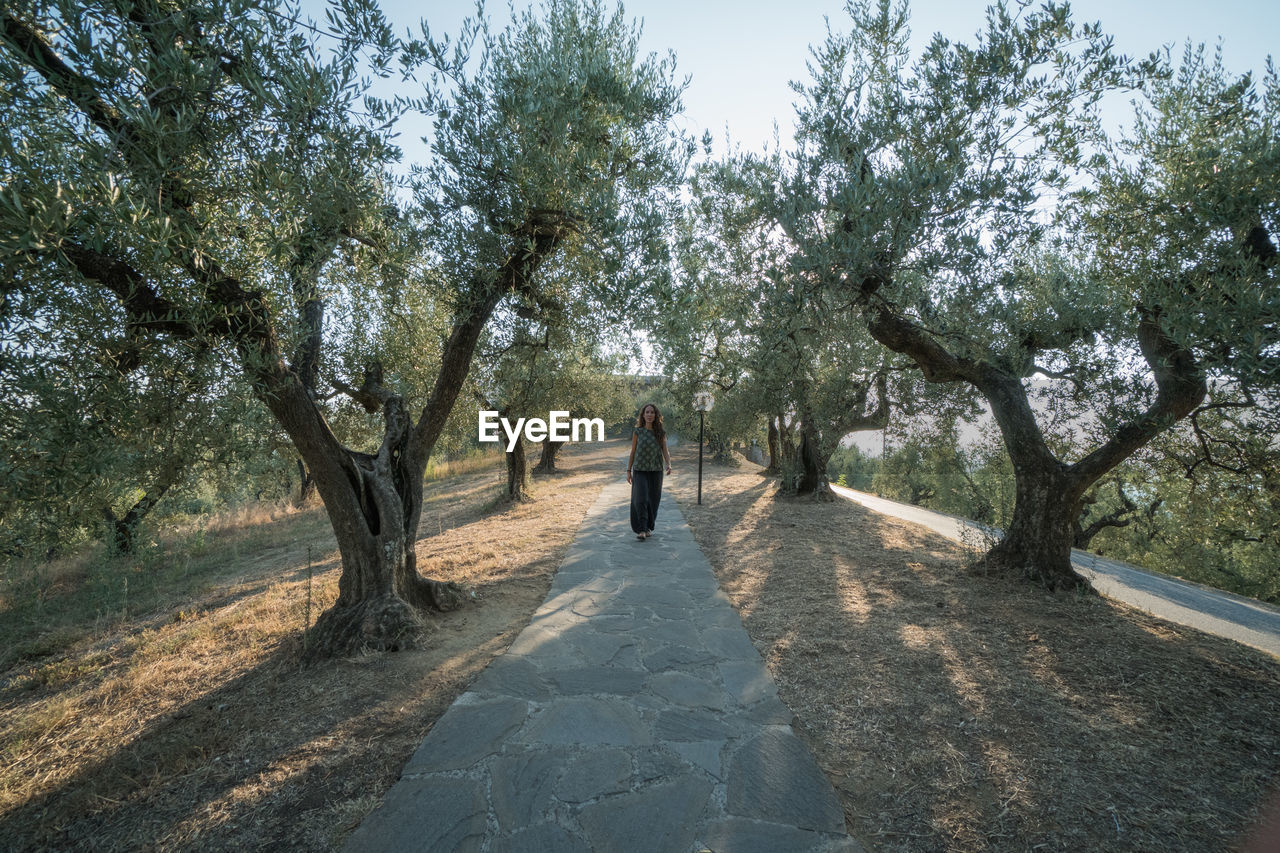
{"left": 668, "top": 447, "right": 1280, "bottom": 852}
{"left": 0, "top": 501, "right": 336, "bottom": 673}
{"left": 423, "top": 445, "right": 505, "bottom": 482}
{"left": 0, "top": 440, "right": 624, "bottom": 852}
{"left": 7, "top": 436, "right": 1278, "bottom": 852}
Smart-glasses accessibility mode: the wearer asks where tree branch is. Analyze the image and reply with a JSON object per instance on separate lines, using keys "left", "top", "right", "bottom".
{"left": 57, "top": 241, "right": 230, "bottom": 339}
{"left": 863, "top": 299, "right": 980, "bottom": 385}
{"left": 333, "top": 362, "right": 393, "bottom": 414}
{"left": 0, "top": 13, "right": 132, "bottom": 144}
{"left": 1031, "top": 363, "right": 1086, "bottom": 393}
{"left": 1072, "top": 307, "right": 1207, "bottom": 482}
{"left": 1073, "top": 480, "right": 1159, "bottom": 548}
{"left": 411, "top": 213, "right": 572, "bottom": 459}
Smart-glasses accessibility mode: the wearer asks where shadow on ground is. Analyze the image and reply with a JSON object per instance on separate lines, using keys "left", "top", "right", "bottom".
{"left": 666, "top": 446, "right": 1280, "bottom": 853}
{"left": 0, "top": 442, "right": 626, "bottom": 852}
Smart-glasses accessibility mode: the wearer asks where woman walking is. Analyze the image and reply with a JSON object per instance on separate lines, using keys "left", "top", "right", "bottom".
{"left": 627, "top": 403, "right": 672, "bottom": 540}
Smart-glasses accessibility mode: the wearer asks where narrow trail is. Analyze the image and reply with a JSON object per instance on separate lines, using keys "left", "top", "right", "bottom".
{"left": 345, "top": 481, "right": 862, "bottom": 853}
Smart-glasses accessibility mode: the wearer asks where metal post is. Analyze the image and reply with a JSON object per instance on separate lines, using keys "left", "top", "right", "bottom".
{"left": 697, "top": 410, "right": 705, "bottom": 505}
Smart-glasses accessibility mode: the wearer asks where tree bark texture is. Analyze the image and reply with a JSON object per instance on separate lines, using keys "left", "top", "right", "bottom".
{"left": 762, "top": 416, "right": 781, "bottom": 475}
{"left": 295, "top": 459, "right": 317, "bottom": 507}
{"left": 976, "top": 459, "right": 1084, "bottom": 588}
{"left": 533, "top": 440, "right": 564, "bottom": 475}
{"left": 505, "top": 438, "right": 531, "bottom": 501}
{"left": 778, "top": 417, "right": 797, "bottom": 466}
{"left": 793, "top": 419, "right": 836, "bottom": 500}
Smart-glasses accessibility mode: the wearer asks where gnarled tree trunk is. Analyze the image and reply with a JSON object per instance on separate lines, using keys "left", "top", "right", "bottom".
{"left": 762, "top": 415, "right": 781, "bottom": 475}
{"left": 505, "top": 437, "right": 531, "bottom": 501}
{"left": 533, "top": 439, "right": 564, "bottom": 475}
{"left": 791, "top": 418, "right": 835, "bottom": 500}
{"left": 262, "top": 379, "right": 467, "bottom": 663}
{"left": 977, "top": 459, "right": 1084, "bottom": 587}
{"left": 866, "top": 303, "right": 1205, "bottom": 591}
{"left": 283, "top": 220, "right": 567, "bottom": 661}
{"left": 781, "top": 376, "right": 889, "bottom": 501}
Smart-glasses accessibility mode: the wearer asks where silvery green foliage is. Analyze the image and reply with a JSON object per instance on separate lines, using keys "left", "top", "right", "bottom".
{"left": 760, "top": 0, "right": 1276, "bottom": 581}
{"left": 651, "top": 156, "right": 785, "bottom": 443}
{"left": 0, "top": 0, "right": 690, "bottom": 573}
{"left": 0, "top": 0, "right": 395, "bottom": 548}
{"left": 0, "top": 335, "right": 258, "bottom": 554}
{"left": 0, "top": 0, "right": 402, "bottom": 433}
{"left": 475, "top": 307, "right": 631, "bottom": 439}
{"left": 655, "top": 150, "right": 895, "bottom": 488}
{"left": 408, "top": 0, "right": 692, "bottom": 315}
{"left": 334, "top": 0, "right": 692, "bottom": 449}
{"left": 778, "top": 0, "right": 1127, "bottom": 366}
{"left": 668, "top": 1, "right": 1134, "bottom": 488}
{"left": 1082, "top": 46, "right": 1280, "bottom": 390}
{"left": 1111, "top": 396, "right": 1280, "bottom": 603}
{"left": 0, "top": 0, "right": 397, "bottom": 330}
{"left": 779, "top": 0, "right": 1276, "bottom": 417}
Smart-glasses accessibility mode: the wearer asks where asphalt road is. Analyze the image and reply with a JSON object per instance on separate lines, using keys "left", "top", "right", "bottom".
{"left": 830, "top": 485, "right": 1280, "bottom": 659}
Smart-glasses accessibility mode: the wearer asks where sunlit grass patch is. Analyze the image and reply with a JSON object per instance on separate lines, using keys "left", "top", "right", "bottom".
{"left": 0, "top": 501, "right": 336, "bottom": 671}
{"left": 0, "top": 440, "right": 623, "bottom": 850}
{"left": 672, "top": 444, "right": 1280, "bottom": 853}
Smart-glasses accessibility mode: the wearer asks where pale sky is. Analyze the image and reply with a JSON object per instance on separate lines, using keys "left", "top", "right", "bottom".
{"left": 383, "top": 0, "right": 1277, "bottom": 155}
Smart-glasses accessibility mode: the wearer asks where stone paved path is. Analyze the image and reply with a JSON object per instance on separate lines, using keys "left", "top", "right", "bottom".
{"left": 344, "top": 481, "right": 863, "bottom": 853}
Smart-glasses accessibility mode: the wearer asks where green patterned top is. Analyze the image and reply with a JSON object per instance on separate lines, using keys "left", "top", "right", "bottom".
{"left": 632, "top": 427, "right": 664, "bottom": 471}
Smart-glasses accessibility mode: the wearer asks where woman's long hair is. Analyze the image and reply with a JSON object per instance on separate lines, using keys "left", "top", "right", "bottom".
{"left": 635, "top": 403, "right": 666, "bottom": 445}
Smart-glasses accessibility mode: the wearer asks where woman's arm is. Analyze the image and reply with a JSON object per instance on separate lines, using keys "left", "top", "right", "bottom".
{"left": 661, "top": 436, "right": 671, "bottom": 474}
{"left": 627, "top": 431, "right": 637, "bottom": 484}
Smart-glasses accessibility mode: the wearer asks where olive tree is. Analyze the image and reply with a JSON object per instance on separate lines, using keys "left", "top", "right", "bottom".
{"left": 777, "top": 1, "right": 1277, "bottom": 588}
{"left": 650, "top": 158, "right": 773, "bottom": 453}
{"left": 0, "top": 337, "right": 261, "bottom": 555}
{"left": 0, "top": 0, "right": 688, "bottom": 657}
{"left": 474, "top": 311, "right": 630, "bottom": 498}
{"left": 655, "top": 156, "right": 891, "bottom": 498}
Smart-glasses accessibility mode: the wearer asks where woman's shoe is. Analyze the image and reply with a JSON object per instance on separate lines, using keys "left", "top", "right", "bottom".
{"left": 636, "top": 532, "right": 646, "bottom": 540}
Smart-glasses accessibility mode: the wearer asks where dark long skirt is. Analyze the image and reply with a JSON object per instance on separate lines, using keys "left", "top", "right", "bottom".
{"left": 630, "top": 470, "right": 663, "bottom": 534}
